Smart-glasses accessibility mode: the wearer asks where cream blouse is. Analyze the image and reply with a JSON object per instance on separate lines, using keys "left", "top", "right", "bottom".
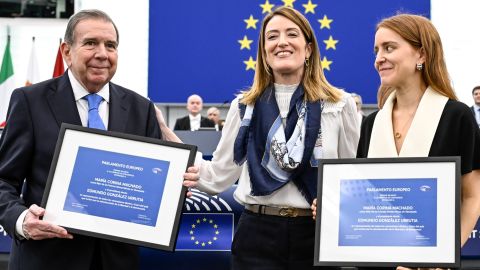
{"left": 196, "top": 91, "right": 360, "bottom": 209}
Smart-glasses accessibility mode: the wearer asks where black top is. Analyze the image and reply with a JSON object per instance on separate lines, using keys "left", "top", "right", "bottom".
{"left": 357, "top": 99, "right": 480, "bottom": 175}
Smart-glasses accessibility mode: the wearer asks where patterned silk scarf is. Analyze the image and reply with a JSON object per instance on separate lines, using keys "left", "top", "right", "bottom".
{"left": 233, "top": 85, "right": 322, "bottom": 203}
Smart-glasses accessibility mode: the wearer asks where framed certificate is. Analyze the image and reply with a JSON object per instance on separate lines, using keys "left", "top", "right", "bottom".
{"left": 314, "top": 157, "right": 460, "bottom": 268}
{"left": 41, "top": 123, "right": 197, "bottom": 251}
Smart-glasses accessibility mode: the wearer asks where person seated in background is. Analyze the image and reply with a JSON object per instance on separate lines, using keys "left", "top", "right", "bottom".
{"left": 207, "top": 106, "right": 223, "bottom": 131}
{"left": 351, "top": 92, "right": 366, "bottom": 130}
{"left": 471, "top": 86, "right": 480, "bottom": 128}
{"left": 174, "top": 94, "right": 215, "bottom": 131}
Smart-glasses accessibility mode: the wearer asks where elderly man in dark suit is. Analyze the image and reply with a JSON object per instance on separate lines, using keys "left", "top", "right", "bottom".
{"left": 472, "top": 86, "right": 480, "bottom": 128}
{"left": 207, "top": 106, "right": 223, "bottom": 131}
{"left": 0, "top": 9, "right": 161, "bottom": 270}
{"left": 174, "top": 94, "right": 214, "bottom": 130}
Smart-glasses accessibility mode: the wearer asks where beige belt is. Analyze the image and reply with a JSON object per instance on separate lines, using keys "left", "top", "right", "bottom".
{"left": 244, "top": 204, "right": 312, "bottom": 217}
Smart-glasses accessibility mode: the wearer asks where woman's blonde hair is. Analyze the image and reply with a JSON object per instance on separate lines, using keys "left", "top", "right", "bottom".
{"left": 241, "top": 6, "right": 342, "bottom": 105}
{"left": 376, "top": 14, "right": 456, "bottom": 108}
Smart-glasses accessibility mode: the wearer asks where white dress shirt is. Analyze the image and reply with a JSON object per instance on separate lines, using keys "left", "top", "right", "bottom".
{"left": 69, "top": 70, "right": 110, "bottom": 128}
{"left": 189, "top": 114, "right": 201, "bottom": 131}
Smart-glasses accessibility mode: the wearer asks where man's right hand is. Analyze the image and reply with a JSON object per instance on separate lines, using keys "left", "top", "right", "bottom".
{"left": 22, "top": 204, "right": 73, "bottom": 240}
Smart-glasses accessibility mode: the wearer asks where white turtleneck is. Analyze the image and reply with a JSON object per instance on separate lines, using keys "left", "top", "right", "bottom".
{"left": 274, "top": 83, "right": 298, "bottom": 124}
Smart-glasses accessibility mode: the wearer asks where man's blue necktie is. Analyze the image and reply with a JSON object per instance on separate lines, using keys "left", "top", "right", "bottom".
{"left": 84, "top": 93, "right": 106, "bottom": 130}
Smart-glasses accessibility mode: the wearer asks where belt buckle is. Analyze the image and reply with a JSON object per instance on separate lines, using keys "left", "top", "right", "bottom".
{"left": 279, "top": 207, "right": 298, "bottom": 217}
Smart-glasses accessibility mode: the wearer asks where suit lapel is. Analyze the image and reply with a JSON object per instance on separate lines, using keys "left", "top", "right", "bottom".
{"left": 46, "top": 73, "right": 82, "bottom": 127}
{"left": 185, "top": 117, "right": 191, "bottom": 130}
{"left": 108, "top": 83, "right": 129, "bottom": 132}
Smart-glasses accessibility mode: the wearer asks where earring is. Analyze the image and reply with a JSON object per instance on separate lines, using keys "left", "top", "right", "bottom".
{"left": 416, "top": 63, "right": 423, "bottom": 71}
{"left": 305, "top": 58, "right": 310, "bottom": 67}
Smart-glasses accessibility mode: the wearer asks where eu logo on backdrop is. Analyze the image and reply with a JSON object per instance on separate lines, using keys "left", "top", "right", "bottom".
{"left": 176, "top": 213, "right": 234, "bottom": 251}
{"left": 148, "top": 0, "right": 430, "bottom": 104}
{"left": 175, "top": 188, "right": 238, "bottom": 251}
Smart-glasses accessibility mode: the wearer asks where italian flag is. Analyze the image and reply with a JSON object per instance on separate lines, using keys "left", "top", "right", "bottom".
{"left": 0, "top": 37, "right": 14, "bottom": 127}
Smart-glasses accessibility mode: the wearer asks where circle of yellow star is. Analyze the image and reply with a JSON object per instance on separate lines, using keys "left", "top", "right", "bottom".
{"left": 244, "top": 15, "right": 259, "bottom": 30}
{"left": 260, "top": 0, "right": 275, "bottom": 14}
{"left": 244, "top": 56, "right": 256, "bottom": 71}
{"left": 324, "top": 36, "right": 339, "bottom": 50}
{"left": 188, "top": 217, "right": 221, "bottom": 247}
{"left": 321, "top": 56, "right": 332, "bottom": 71}
{"left": 282, "top": 0, "right": 295, "bottom": 8}
{"left": 303, "top": 0, "right": 317, "bottom": 14}
{"left": 238, "top": 36, "right": 253, "bottom": 50}
{"left": 318, "top": 15, "right": 333, "bottom": 29}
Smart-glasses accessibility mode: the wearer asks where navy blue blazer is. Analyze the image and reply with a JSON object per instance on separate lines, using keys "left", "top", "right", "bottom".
{"left": 0, "top": 73, "right": 161, "bottom": 270}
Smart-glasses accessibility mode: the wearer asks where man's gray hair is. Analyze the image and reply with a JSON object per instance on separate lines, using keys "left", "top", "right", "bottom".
{"left": 64, "top": 9, "right": 119, "bottom": 45}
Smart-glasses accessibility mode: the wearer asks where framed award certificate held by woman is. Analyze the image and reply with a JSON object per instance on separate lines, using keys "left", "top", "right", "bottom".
{"left": 314, "top": 157, "right": 460, "bottom": 269}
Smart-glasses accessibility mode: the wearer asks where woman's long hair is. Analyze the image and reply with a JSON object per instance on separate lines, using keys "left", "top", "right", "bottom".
{"left": 376, "top": 14, "right": 456, "bottom": 108}
{"left": 241, "top": 7, "right": 342, "bottom": 105}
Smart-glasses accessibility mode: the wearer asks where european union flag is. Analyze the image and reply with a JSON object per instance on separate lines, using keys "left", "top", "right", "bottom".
{"left": 176, "top": 213, "right": 234, "bottom": 251}
{"left": 149, "top": 0, "right": 429, "bottom": 104}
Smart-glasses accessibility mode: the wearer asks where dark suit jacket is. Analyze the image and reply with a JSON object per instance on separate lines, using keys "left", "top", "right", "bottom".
{"left": 173, "top": 115, "right": 214, "bottom": 130}
{"left": 472, "top": 106, "right": 480, "bottom": 127}
{"left": 0, "top": 73, "right": 161, "bottom": 270}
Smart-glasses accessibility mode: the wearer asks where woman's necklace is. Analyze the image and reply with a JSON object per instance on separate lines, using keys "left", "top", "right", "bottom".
{"left": 393, "top": 103, "right": 419, "bottom": 140}
{"left": 394, "top": 115, "right": 414, "bottom": 140}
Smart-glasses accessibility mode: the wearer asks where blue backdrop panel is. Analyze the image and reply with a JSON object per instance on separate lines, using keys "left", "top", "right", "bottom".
{"left": 148, "top": 0, "right": 430, "bottom": 104}
{"left": 462, "top": 219, "right": 480, "bottom": 258}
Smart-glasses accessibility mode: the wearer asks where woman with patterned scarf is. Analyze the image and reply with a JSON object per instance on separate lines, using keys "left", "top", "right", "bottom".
{"left": 179, "top": 7, "right": 359, "bottom": 270}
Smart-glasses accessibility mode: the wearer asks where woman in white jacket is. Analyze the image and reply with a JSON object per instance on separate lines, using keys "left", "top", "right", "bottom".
{"left": 160, "top": 7, "right": 359, "bottom": 270}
